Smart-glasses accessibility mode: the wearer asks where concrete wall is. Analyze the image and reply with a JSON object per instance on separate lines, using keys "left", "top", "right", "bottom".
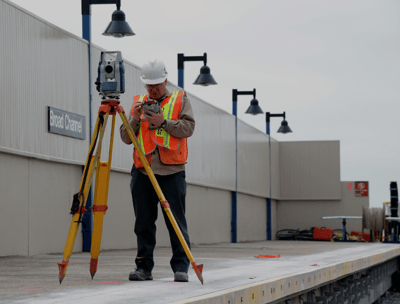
{"left": 0, "top": 152, "right": 83, "bottom": 256}
{"left": 0, "top": 153, "right": 29, "bottom": 256}
{"left": 186, "top": 186, "right": 232, "bottom": 244}
{"left": 277, "top": 182, "right": 369, "bottom": 234}
{"left": 103, "top": 182, "right": 271, "bottom": 248}
{"left": 0, "top": 152, "right": 265, "bottom": 255}
{"left": 0, "top": 0, "right": 282, "bottom": 256}
{"left": 104, "top": 184, "right": 269, "bottom": 248}
{"left": 237, "top": 193, "right": 266, "bottom": 242}
{"left": 280, "top": 141, "right": 341, "bottom": 200}
{"left": 0, "top": 0, "right": 364, "bottom": 256}
{"left": 0, "top": 0, "right": 279, "bottom": 200}
{"left": 101, "top": 170, "right": 136, "bottom": 250}
{"left": 0, "top": 0, "right": 89, "bottom": 164}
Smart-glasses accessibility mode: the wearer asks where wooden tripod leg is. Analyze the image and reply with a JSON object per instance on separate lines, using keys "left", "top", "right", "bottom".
{"left": 90, "top": 115, "right": 116, "bottom": 278}
{"left": 58, "top": 113, "right": 110, "bottom": 284}
{"left": 119, "top": 112, "right": 204, "bottom": 284}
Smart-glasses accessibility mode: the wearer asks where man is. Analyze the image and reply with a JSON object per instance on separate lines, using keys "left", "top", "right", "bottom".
{"left": 120, "top": 59, "right": 195, "bottom": 282}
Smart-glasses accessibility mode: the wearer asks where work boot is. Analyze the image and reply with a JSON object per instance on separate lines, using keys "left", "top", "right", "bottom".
{"left": 129, "top": 268, "right": 153, "bottom": 281}
{"left": 174, "top": 271, "right": 189, "bottom": 282}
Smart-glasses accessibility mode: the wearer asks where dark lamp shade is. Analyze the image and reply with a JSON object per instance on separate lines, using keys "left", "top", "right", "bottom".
{"left": 102, "top": 10, "right": 135, "bottom": 38}
{"left": 193, "top": 65, "right": 217, "bottom": 86}
{"left": 277, "top": 120, "right": 292, "bottom": 133}
{"left": 245, "top": 98, "right": 263, "bottom": 115}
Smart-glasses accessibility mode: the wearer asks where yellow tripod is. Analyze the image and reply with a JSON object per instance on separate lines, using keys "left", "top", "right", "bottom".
{"left": 58, "top": 99, "right": 203, "bottom": 284}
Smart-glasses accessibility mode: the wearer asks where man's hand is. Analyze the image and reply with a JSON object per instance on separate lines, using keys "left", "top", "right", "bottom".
{"left": 132, "top": 102, "right": 144, "bottom": 121}
{"left": 144, "top": 108, "right": 165, "bottom": 127}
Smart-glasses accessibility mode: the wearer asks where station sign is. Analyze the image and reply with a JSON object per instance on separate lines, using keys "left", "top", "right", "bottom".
{"left": 355, "top": 181, "right": 368, "bottom": 197}
{"left": 48, "top": 106, "right": 86, "bottom": 140}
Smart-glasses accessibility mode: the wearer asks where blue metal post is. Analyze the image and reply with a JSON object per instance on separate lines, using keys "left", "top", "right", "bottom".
{"left": 82, "top": 12, "right": 93, "bottom": 252}
{"left": 342, "top": 219, "right": 347, "bottom": 241}
{"left": 231, "top": 99, "right": 238, "bottom": 243}
{"left": 178, "top": 68, "right": 184, "bottom": 89}
{"left": 267, "top": 200, "right": 271, "bottom": 240}
{"left": 266, "top": 121, "right": 272, "bottom": 240}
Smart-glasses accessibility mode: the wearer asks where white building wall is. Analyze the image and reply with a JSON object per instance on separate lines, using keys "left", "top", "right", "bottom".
{"left": 185, "top": 185, "right": 232, "bottom": 245}
{"left": 94, "top": 170, "right": 135, "bottom": 251}
{"left": 277, "top": 182, "right": 369, "bottom": 234}
{"left": 237, "top": 193, "right": 266, "bottom": 242}
{"left": 0, "top": 153, "right": 260, "bottom": 255}
{"left": 0, "top": 0, "right": 89, "bottom": 164}
{"left": 183, "top": 95, "right": 236, "bottom": 191}
{"left": 0, "top": 153, "right": 84, "bottom": 256}
{"left": 1, "top": 0, "right": 276, "bottom": 198}
{"left": 0, "top": 0, "right": 360, "bottom": 256}
{"left": 280, "top": 141, "right": 341, "bottom": 200}
{"left": 0, "top": 153, "right": 29, "bottom": 256}
{"left": 27, "top": 159, "right": 82, "bottom": 255}
{"left": 0, "top": 0, "right": 279, "bottom": 256}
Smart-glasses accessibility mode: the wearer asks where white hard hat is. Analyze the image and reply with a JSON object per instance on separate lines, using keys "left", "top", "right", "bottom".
{"left": 140, "top": 59, "right": 168, "bottom": 84}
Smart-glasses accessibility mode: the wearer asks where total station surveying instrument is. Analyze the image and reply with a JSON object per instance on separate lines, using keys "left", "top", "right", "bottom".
{"left": 58, "top": 51, "right": 204, "bottom": 284}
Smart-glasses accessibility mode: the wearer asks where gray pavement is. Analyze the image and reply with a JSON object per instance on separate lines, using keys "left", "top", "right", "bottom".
{"left": 0, "top": 241, "right": 399, "bottom": 304}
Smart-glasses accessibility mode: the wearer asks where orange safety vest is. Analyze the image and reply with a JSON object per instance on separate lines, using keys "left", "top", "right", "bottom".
{"left": 130, "top": 91, "right": 188, "bottom": 169}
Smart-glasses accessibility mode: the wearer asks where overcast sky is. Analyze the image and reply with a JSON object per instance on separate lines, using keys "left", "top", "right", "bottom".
{"left": 9, "top": 0, "right": 400, "bottom": 208}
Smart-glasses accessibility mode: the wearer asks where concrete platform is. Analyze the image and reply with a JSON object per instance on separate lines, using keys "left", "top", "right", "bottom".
{"left": 1, "top": 241, "right": 399, "bottom": 304}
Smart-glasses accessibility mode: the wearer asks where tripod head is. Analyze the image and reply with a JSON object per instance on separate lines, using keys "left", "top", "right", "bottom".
{"left": 95, "top": 51, "right": 125, "bottom": 99}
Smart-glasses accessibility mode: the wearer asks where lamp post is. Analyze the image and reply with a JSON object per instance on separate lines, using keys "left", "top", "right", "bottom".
{"left": 231, "top": 89, "right": 263, "bottom": 243}
{"left": 265, "top": 112, "right": 292, "bottom": 240}
{"left": 81, "top": 0, "right": 134, "bottom": 252}
{"left": 244, "top": 108, "right": 292, "bottom": 240}
{"left": 177, "top": 53, "right": 217, "bottom": 89}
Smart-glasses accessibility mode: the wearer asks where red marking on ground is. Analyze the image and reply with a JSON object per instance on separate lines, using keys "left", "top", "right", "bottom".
{"left": 254, "top": 254, "right": 281, "bottom": 258}
{"left": 310, "top": 264, "right": 320, "bottom": 266}
{"left": 25, "top": 290, "right": 39, "bottom": 292}
{"left": 100, "top": 282, "right": 122, "bottom": 285}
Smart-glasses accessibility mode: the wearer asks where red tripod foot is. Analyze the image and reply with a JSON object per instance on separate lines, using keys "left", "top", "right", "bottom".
{"left": 191, "top": 262, "right": 204, "bottom": 285}
{"left": 90, "top": 258, "right": 98, "bottom": 279}
{"left": 58, "top": 260, "right": 69, "bottom": 284}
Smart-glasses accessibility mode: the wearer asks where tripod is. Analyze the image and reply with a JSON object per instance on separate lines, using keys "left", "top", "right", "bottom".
{"left": 58, "top": 99, "right": 203, "bottom": 284}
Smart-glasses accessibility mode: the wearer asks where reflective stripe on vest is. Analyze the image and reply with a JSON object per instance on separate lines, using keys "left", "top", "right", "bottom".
{"left": 131, "top": 94, "right": 156, "bottom": 156}
{"left": 151, "top": 91, "right": 183, "bottom": 150}
{"left": 130, "top": 91, "right": 187, "bottom": 168}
